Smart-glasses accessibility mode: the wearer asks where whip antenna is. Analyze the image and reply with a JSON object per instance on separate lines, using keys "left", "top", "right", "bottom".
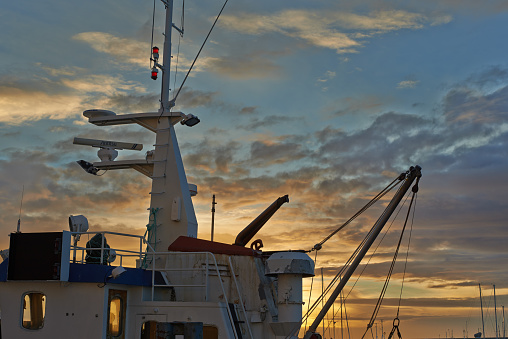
{"left": 17, "top": 185, "right": 24, "bottom": 233}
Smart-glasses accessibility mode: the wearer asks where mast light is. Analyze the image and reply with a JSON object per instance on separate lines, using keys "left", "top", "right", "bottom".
{"left": 152, "top": 46, "right": 159, "bottom": 61}
{"left": 151, "top": 66, "right": 158, "bottom": 80}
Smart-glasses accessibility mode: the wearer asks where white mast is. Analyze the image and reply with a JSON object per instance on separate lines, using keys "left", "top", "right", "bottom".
{"left": 503, "top": 305, "right": 505, "bottom": 339}
{"left": 480, "top": 283, "right": 485, "bottom": 339}
{"left": 147, "top": 0, "right": 198, "bottom": 253}
{"left": 81, "top": 0, "right": 198, "bottom": 254}
{"left": 495, "top": 285, "right": 499, "bottom": 339}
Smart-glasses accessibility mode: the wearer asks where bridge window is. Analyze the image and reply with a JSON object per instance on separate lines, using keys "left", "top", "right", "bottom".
{"left": 107, "top": 289, "right": 126, "bottom": 338}
{"left": 21, "top": 292, "right": 46, "bottom": 330}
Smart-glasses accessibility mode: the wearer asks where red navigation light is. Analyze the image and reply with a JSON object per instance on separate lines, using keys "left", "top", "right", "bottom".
{"left": 152, "top": 46, "right": 159, "bottom": 61}
{"left": 151, "top": 67, "right": 158, "bottom": 80}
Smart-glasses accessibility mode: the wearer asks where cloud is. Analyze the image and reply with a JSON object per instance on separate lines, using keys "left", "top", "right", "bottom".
{"left": 397, "top": 80, "right": 419, "bottom": 89}
{"left": 175, "top": 87, "right": 219, "bottom": 109}
{"left": 101, "top": 93, "right": 160, "bottom": 113}
{"left": 239, "top": 106, "right": 258, "bottom": 115}
{"left": 248, "top": 139, "right": 307, "bottom": 167}
{"left": 0, "top": 85, "right": 82, "bottom": 124}
{"left": 443, "top": 82, "right": 508, "bottom": 125}
{"left": 331, "top": 95, "right": 386, "bottom": 116}
{"left": 62, "top": 75, "right": 146, "bottom": 96}
{"left": 73, "top": 32, "right": 149, "bottom": 67}
{"left": 219, "top": 9, "right": 451, "bottom": 54}
{"left": 205, "top": 51, "right": 283, "bottom": 79}
{"left": 237, "top": 115, "right": 288, "bottom": 131}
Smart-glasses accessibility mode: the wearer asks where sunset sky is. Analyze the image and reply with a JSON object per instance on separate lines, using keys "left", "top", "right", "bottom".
{"left": 1, "top": 0, "right": 508, "bottom": 338}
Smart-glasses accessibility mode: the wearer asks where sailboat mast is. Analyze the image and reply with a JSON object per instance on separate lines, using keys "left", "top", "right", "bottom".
{"left": 495, "top": 285, "right": 499, "bottom": 339}
{"left": 480, "top": 283, "right": 485, "bottom": 339}
{"left": 503, "top": 305, "right": 505, "bottom": 339}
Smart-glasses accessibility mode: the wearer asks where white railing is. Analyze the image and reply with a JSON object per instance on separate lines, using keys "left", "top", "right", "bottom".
{"left": 143, "top": 250, "right": 241, "bottom": 339}
{"left": 69, "top": 231, "right": 246, "bottom": 338}
{"left": 228, "top": 256, "right": 254, "bottom": 339}
{"left": 70, "top": 231, "right": 145, "bottom": 267}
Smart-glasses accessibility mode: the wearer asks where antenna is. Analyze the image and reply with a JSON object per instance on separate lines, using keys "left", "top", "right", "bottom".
{"left": 16, "top": 185, "right": 24, "bottom": 233}
{"left": 211, "top": 194, "right": 217, "bottom": 241}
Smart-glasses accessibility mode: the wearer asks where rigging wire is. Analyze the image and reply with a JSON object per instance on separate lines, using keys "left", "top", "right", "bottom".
{"left": 294, "top": 171, "right": 414, "bottom": 338}
{"left": 149, "top": 0, "right": 157, "bottom": 69}
{"left": 170, "top": 0, "right": 229, "bottom": 106}
{"left": 302, "top": 192, "right": 403, "bottom": 332}
{"left": 360, "top": 190, "right": 416, "bottom": 339}
{"left": 305, "top": 178, "right": 407, "bottom": 324}
{"left": 304, "top": 250, "right": 319, "bottom": 333}
{"left": 345, "top": 297, "right": 351, "bottom": 339}
{"left": 312, "top": 172, "right": 406, "bottom": 252}
{"left": 397, "top": 193, "right": 417, "bottom": 315}
{"left": 308, "top": 178, "right": 417, "bottom": 337}
{"left": 321, "top": 190, "right": 411, "bottom": 336}
{"left": 361, "top": 182, "right": 419, "bottom": 339}
{"left": 171, "top": 0, "right": 185, "bottom": 107}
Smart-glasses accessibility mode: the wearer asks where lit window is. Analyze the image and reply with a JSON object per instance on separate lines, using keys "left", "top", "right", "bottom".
{"left": 204, "top": 325, "right": 219, "bottom": 339}
{"left": 141, "top": 321, "right": 157, "bottom": 339}
{"left": 108, "top": 296, "right": 122, "bottom": 336}
{"left": 21, "top": 292, "right": 46, "bottom": 330}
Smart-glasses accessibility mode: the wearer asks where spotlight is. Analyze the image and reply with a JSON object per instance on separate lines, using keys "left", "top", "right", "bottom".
{"left": 180, "top": 114, "right": 200, "bottom": 127}
{"left": 77, "top": 160, "right": 99, "bottom": 175}
{"left": 109, "top": 266, "right": 126, "bottom": 279}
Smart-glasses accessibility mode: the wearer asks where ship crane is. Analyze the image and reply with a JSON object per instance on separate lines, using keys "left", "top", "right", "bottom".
{"left": 303, "top": 165, "right": 422, "bottom": 339}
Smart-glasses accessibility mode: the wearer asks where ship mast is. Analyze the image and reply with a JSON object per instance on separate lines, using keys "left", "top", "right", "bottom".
{"left": 160, "top": 0, "right": 174, "bottom": 113}
{"left": 146, "top": 0, "right": 199, "bottom": 253}
{"left": 80, "top": 0, "right": 198, "bottom": 254}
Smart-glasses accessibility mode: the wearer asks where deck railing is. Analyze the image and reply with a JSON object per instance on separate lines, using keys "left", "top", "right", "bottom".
{"left": 70, "top": 231, "right": 145, "bottom": 267}
{"left": 69, "top": 231, "right": 252, "bottom": 338}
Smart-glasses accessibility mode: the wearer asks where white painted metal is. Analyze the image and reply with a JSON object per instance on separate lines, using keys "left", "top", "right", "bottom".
{"left": 265, "top": 252, "right": 315, "bottom": 338}
{"left": 0, "top": 1, "right": 320, "bottom": 338}
{"left": 73, "top": 137, "right": 143, "bottom": 151}
{"left": 228, "top": 256, "right": 254, "bottom": 339}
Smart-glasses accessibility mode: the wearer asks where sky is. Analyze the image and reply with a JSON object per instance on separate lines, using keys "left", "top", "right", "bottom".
{"left": 1, "top": 0, "right": 508, "bottom": 338}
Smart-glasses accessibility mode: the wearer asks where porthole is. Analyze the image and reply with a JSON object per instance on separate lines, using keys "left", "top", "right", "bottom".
{"left": 21, "top": 292, "right": 46, "bottom": 330}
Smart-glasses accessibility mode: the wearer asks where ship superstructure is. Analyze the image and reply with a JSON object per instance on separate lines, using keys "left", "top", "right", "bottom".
{"left": 0, "top": 1, "right": 422, "bottom": 338}
{"left": 0, "top": 1, "right": 315, "bottom": 338}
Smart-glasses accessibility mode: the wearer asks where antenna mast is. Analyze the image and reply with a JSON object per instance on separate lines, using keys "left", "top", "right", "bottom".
{"left": 479, "top": 283, "right": 485, "bottom": 339}
{"left": 211, "top": 194, "right": 216, "bottom": 241}
{"left": 16, "top": 185, "right": 24, "bottom": 233}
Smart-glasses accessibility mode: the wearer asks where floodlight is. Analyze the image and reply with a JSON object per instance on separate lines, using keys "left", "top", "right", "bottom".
{"left": 77, "top": 160, "right": 99, "bottom": 175}
{"left": 107, "top": 249, "right": 117, "bottom": 264}
{"left": 181, "top": 114, "right": 200, "bottom": 127}
{"left": 69, "top": 215, "right": 89, "bottom": 233}
{"left": 69, "top": 215, "right": 89, "bottom": 241}
{"left": 109, "top": 266, "right": 126, "bottom": 279}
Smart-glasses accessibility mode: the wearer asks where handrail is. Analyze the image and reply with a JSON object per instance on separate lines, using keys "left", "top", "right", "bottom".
{"left": 228, "top": 256, "right": 254, "bottom": 339}
{"left": 144, "top": 251, "right": 239, "bottom": 339}
{"left": 70, "top": 231, "right": 145, "bottom": 266}
{"left": 68, "top": 232, "right": 242, "bottom": 338}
